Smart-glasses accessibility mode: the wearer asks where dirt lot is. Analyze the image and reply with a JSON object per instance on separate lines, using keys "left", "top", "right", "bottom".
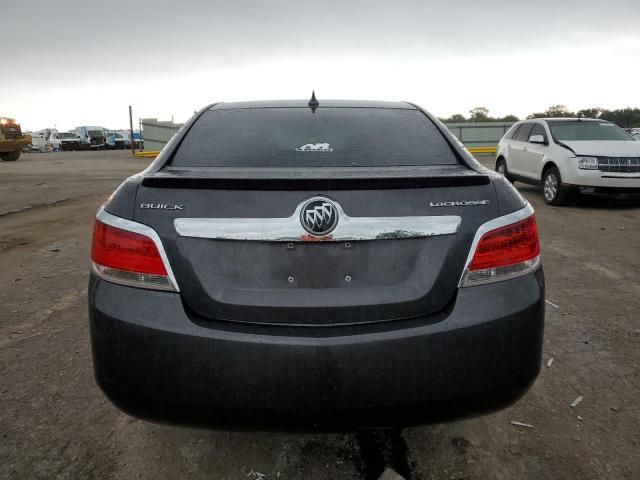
{"left": 1, "top": 151, "right": 639, "bottom": 480}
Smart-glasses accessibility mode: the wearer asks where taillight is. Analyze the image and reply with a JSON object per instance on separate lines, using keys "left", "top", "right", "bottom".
{"left": 461, "top": 212, "right": 540, "bottom": 287}
{"left": 91, "top": 211, "right": 178, "bottom": 291}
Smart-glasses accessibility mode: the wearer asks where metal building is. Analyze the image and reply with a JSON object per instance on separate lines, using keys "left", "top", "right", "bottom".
{"left": 443, "top": 122, "right": 514, "bottom": 149}
{"left": 140, "top": 118, "right": 184, "bottom": 151}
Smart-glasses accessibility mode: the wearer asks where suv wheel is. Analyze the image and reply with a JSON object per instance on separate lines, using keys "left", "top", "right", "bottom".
{"left": 495, "top": 157, "right": 513, "bottom": 182}
{"left": 542, "top": 167, "right": 570, "bottom": 205}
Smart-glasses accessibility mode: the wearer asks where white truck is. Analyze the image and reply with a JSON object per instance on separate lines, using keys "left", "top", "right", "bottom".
{"left": 74, "top": 126, "right": 107, "bottom": 149}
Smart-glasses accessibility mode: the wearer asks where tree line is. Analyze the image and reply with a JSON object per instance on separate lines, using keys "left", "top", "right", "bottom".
{"left": 440, "top": 107, "right": 519, "bottom": 123}
{"left": 440, "top": 106, "right": 640, "bottom": 128}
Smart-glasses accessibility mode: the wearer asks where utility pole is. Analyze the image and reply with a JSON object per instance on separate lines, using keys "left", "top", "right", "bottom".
{"left": 129, "top": 105, "right": 135, "bottom": 155}
{"left": 138, "top": 117, "right": 143, "bottom": 151}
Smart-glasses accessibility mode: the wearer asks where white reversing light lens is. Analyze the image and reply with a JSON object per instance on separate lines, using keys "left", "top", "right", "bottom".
{"left": 576, "top": 157, "right": 598, "bottom": 170}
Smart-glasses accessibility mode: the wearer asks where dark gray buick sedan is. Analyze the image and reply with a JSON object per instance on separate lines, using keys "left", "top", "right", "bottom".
{"left": 89, "top": 98, "right": 544, "bottom": 430}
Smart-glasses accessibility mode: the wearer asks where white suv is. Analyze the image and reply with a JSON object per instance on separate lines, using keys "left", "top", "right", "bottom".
{"left": 496, "top": 118, "right": 640, "bottom": 205}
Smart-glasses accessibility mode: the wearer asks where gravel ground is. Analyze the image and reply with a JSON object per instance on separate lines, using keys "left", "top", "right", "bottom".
{"left": 1, "top": 151, "right": 639, "bottom": 479}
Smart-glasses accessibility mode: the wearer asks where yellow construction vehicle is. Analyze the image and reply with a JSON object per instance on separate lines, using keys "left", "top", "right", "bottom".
{"left": 0, "top": 117, "right": 30, "bottom": 161}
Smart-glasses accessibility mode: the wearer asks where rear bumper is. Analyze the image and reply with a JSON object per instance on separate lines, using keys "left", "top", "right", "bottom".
{"left": 88, "top": 269, "right": 545, "bottom": 431}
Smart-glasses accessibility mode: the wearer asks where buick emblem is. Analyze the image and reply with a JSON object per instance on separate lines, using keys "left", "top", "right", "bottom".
{"left": 300, "top": 197, "right": 339, "bottom": 235}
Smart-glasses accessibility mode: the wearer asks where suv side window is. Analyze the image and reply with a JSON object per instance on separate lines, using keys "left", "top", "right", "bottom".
{"left": 514, "top": 123, "right": 534, "bottom": 142}
{"left": 505, "top": 124, "right": 521, "bottom": 140}
{"left": 529, "top": 123, "right": 548, "bottom": 143}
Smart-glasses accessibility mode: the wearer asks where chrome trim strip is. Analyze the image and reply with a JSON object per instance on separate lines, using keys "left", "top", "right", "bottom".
{"left": 174, "top": 202, "right": 461, "bottom": 242}
{"left": 96, "top": 208, "right": 180, "bottom": 291}
{"left": 458, "top": 202, "right": 537, "bottom": 287}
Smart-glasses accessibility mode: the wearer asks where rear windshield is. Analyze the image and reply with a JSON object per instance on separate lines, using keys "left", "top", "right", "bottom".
{"left": 549, "top": 121, "right": 633, "bottom": 141}
{"left": 170, "top": 107, "right": 458, "bottom": 167}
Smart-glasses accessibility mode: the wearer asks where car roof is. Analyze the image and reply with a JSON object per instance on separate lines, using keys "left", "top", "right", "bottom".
{"left": 210, "top": 99, "right": 416, "bottom": 110}
{"left": 537, "top": 118, "right": 608, "bottom": 123}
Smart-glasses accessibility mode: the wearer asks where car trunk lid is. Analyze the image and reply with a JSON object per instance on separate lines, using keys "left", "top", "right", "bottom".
{"left": 133, "top": 166, "right": 498, "bottom": 326}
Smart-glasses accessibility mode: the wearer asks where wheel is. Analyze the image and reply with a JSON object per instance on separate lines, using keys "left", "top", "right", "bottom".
{"left": 495, "top": 157, "right": 514, "bottom": 182}
{"left": 0, "top": 150, "right": 21, "bottom": 161}
{"left": 542, "top": 167, "right": 571, "bottom": 205}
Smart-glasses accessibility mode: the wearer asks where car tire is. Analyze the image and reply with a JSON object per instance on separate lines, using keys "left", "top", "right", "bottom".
{"left": 542, "top": 167, "right": 571, "bottom": 206}
{"left": 495, "top": 157, "right": 514, "bottom": 182}
{"left": 0, "top": 150, "right": 21, "bottom": 161}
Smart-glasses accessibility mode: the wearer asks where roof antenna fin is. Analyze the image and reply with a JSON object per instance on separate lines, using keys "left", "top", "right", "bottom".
{"left": 308, "top": 90, "right": 319, "bottom": 112}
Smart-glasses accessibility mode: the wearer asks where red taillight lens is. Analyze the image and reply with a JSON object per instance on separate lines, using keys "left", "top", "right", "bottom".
{"left": 461, "top": 214, "right": 541, "bottom": 287}
{"left": 469, "top": 216, "right": 540, "bottom": 271}
{"left": 92, "top": 220, "right": 167, "bottom": 275}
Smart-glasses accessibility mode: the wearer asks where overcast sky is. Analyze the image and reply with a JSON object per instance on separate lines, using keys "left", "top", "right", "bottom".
{"left": 3, "top": 0, "right": 639, "bottom": 130}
